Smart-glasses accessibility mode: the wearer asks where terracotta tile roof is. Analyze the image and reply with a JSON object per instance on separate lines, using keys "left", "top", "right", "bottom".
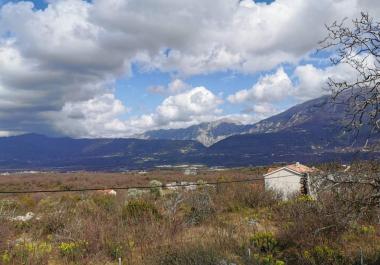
{"left": 266, "top": 163, "right": 315, "bottom": 175}
{"left": 286, "top": 163, "right": 315, "bottom": 174}
{"left": 267, "top": 167, "right": 279, "bottom": 174}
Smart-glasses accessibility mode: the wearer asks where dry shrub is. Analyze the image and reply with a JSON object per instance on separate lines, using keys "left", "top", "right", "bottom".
{"left": 122, "top": 199, "right": 161, "bottom": 224}
{"left": 216, "top": 183, "right": 280, "bottom": 212}
{"left": 18, "top": 195, "right": 38, "bottom": 210}
{"left": 35, "top": 196, "right": 74, "bottom": 236}
{"left": 92, "top": 194, "right": 117, "bottom": 212}
{"left": 145, "top": 243, "right": 222, "bottom": 265}
{"left": 0, "top": 220, "right": 14, "bottom": 253}
{"left": 275, "top": 196, "right": 340, "bottom": 248}
{"left": 184, "top": 188, "right": 215, "bottom": 225}
{"left": 2, "top": 241, "right": 52, "bottom": 265}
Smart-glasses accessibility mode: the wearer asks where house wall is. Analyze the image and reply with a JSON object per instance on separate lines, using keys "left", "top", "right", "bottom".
{"left": 265, "top": 169, "right": 302, "bottom": 198}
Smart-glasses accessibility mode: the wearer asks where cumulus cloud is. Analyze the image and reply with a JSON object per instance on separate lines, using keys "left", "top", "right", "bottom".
{"left": 227, "top": 62, "right": 358, "bottom": 121}
{"left": 147, "top": 79, "right": 190, "bottom": 95}
{"left": 0, "top": 0, "right": 378, "bottom": 137}
{"left": 48, "top": 94, "right": 131, "bottom": 138}
{"left": 131, "top": 86, "right": 223, "bottom": 131}
{"left": 228, "top": 68, "right": 293, "bottom": 104}
{"left": 294, "top": 63, "right": 358, "bottom": 100}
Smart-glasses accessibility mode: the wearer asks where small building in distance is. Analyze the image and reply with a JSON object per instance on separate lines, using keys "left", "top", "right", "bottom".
{"left": 264, "top": 162, "right": 315, "bottom": 198}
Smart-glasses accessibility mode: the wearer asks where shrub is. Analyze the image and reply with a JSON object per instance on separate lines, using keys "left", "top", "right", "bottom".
{"left": 250, "top": 232, "right": 279, "bottom": 254}
{"left": 105, "top": 240, "right": 124, "bottom": 260}
{"left": 92, "top": 194, "right": 116, "bottom": 212}
{"left": 0, "top": 199, "right": 21, "bottom": 218}
{"left": 38, "top": 211, "right": 67, "bottom": 235}
{"left": 184, "top": 189, "right": 215, "bottom": 225}
{"left": 3, "top": 241, "right": 52, "bottom": 265}
{"left": 18, "top": 195, "right": 37, "bottom": 209}
{"left": 122, "top": 200, "right": 160, "bottom": 223}
{"left": 275, "top": 195, "right": 343, "bottom": 248}
{"left": 76, "top": 198, "right": 98, "bottom": 216}
{"left": 59, "top": 194, "right": 82, "bottom": 205}
{"left": 353, "top": 249, "right": 380, "bottom": 265}
{"left": 37, "top": 196, "right": 59, "bottom": 212}
{"left": 58, "top": 240, "right": 88, "bottom": 261}
{"left": 1, "top": 251, "right": 10, "bottom": 264}
{"left": 357, "top": 225, "right": 376, "bottom": 235}
{"left": 150, "top": 180, "right": 163, "bottom": 198}
{"left": 127, "top": 188, "right": 146, "bottom": 198}
{"left": 302, "top": 245, "right": 348, "bottom": 265}
{"left": 196, "top": 179, "right": 207, "bottom": 187}
{"left": 296, "top": 195, "right": 315, "bottom": 203}
{"left": 220, "top": 184, "right": 280, "bottom": 212}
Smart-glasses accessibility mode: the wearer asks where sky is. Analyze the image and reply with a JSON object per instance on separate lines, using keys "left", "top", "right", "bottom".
{"left": 0, "top": 0, "right": 379, "bottom": 138}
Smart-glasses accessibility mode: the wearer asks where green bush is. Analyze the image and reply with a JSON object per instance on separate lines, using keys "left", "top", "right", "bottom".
{"left": 122, "top": 200, "right": 160, "bottom": 223}
{"left": 92, "top": 194, "right": 116, "bottom": 212}
{"left": 150, "top": 180, "right": 163, "bottom": 198}
{"left": 303, "top": 245, "right": 348, "bottom": 265}
{"left": 250, "top": 232, "right": 279, "bottom": 254}
{"left": 357, "top": 225, "right": 376, "bottom": 235}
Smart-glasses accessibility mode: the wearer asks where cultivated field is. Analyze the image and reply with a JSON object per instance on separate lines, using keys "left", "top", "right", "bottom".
{"left": 0, "top": 164, "right": 379, "bottom": 265}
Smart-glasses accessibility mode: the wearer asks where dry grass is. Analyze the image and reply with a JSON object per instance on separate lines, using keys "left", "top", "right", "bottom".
{"left": 0, "top": 165, "right": 379, "bottom": 265}
{"left": 0, "top": 168, "right": 266, "bottom": 192}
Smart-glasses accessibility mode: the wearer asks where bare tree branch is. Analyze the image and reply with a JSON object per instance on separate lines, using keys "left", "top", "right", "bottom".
{"left": 320, "top": 12, "right": 380, "bottom": 137}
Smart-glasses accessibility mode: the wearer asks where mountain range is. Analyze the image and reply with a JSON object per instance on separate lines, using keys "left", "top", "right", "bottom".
{"left": 0, "top": 95, "right": 378, "bottom": 171}
{"left": 138, "top": 94, "right": 345, "bottom": 146}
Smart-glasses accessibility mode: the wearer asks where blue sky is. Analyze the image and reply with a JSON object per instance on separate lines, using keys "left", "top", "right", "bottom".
{"left": 0, "top": 0, "right": 376, "bottom": 137}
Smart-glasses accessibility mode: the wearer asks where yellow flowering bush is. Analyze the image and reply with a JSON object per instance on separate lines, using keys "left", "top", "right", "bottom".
{"left": 58, "top": 240, "right": 88, "bottom": 261}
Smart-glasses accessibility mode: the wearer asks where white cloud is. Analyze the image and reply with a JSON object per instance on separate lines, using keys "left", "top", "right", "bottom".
{"left": 48, "top": 94, "right": 131, "bottom": 138}
{"left": 147, "top": 79, "right": 190, "bottom": 95}
{"left": 228, "top": 67, "right": 293, "bottom": 104}
{"left": 230, "top": 103, "right": 279, "bottom": 124}
{"left": 130, "top": 86, "right": 223, "bottom": 131}
{"left": 0, "top": 0, "right": 379, "bottom": 136}
{"left": 294, "top": 63, "right": 357, "bottom": 101}
{"left": 167, "top": 79, "right": 189, "bottom": 94}
{"left": 228, "top": 62, "right": 359, "bottom": 105}
{"left": 226, "top": 62, "right": 359, "bottom": 122}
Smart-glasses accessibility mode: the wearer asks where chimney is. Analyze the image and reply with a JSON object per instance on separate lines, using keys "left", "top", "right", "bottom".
{"left": 296, "top": 162, "right": 300, "bottom": 167}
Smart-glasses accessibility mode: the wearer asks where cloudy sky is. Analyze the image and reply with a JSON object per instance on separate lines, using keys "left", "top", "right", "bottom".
{"left": 0, "top": 0, "right": 378, "bottom": 138}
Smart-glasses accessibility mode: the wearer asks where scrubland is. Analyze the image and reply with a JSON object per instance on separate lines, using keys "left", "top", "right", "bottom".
{"left": 0, "top": 165, "right": 379, "bottom": 265}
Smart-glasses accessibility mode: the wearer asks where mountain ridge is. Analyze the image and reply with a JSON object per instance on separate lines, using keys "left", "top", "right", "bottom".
{"left": 0, "top": 95, "right": 378, "bottom": 171}
{"left": 139, "top": 95, "right": 338, "bottom": 146}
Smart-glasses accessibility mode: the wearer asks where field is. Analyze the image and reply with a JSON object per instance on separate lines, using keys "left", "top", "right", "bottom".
{"left": 0, "top": 165, "right": 379, "bottom": 265}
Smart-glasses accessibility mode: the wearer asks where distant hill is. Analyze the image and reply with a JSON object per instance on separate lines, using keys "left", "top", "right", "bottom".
{"left": 0, "top": 134, "right": 206, "bottom": 171}
{"left": 137, "top": 118, "right": 255, "bottom": 146}
{"left": 0, "top": 95, "right": 378, "bottom": 171}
